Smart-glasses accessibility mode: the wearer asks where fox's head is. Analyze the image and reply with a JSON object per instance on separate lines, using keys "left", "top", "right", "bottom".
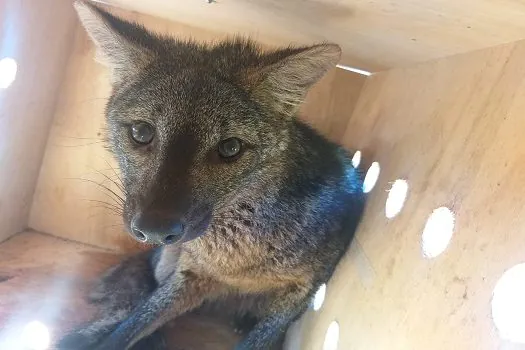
{"left": 75, "top": 1, "right": 341, "bottom": 245}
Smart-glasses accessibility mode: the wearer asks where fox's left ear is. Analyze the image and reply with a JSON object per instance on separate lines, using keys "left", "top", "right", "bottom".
{"left": 252, "top": 44, "right": 341, "bottom": 117}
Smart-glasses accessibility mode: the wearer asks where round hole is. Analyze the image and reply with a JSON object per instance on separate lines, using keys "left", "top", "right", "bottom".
{"left": 385, "top": 179, "right": 409, "bottom": 218}
{"left": 351, "top": 151, "right": 361, "bottom": 168}
{"left": 164, "top": 235, "right": 177, "bottom": 244}
{"left": 492, "top": 263, "right": 525, "bottom": 344}
{"left": 312, "top": 283, "right": 326, "bottom": 311}
{"left": 23, "top": 321, "right": 50, "bottom": 350}
{"left": 363, "top": 162, "right": 380, "bottom": 193}
{"left": 0, "top": 57, "right": 17, "bottom": 89}
{"left": 421, "top": 207, "right": 455, "bottom": 258}
{"left": 323, "top": 321, "right": 339, "bottom": 350}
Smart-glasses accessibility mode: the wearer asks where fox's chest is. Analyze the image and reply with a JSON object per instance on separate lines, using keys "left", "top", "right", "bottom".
{"left": 181, "top": 228, "right": 310, "bottom": 293}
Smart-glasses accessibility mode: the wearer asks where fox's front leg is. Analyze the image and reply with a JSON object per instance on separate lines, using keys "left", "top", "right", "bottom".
{"left": 235, "top": 285, "right": 311, "bottom": 350}
{"left": 94, "top": 271, "right": 223, "bottom": 350}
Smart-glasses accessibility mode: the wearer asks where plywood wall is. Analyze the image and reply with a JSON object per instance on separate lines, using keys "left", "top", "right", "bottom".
{"left": 290, "top": 40, "right": 525, "bottom": 349}
{"left": 105, "top": 0, "right": 525, "bottom": 72}
{"left": 0, "top": 0, "right": 77, "bottom": 242}
{"left": 28, "top": 7, "right": 366, "bottom": 251}
{"left": 301, "top": 68, "right": 366, "bottom": 143}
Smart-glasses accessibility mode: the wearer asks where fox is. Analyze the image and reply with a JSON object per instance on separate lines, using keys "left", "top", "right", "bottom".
{"left": 56, "top": 1, "right": 366, "bottom": 349}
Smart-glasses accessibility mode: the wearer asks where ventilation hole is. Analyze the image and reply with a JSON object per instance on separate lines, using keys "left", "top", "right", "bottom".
{"left": 0, "top": 57, "right": 17, "bottom": 89}
{"left": 385, "top": 179, "right": 409, "bottom": 218}
{"left": 323, "top": 321, "right": 340, "bottom": 350}
{"left": 351, "top": 151, "right": 361, "bottom": 168}
{"left": 421, "top": 207, "right": 455, "bottom": 258}
{"left": 363, "top": 162, "right": 380, "bottom": 193}
{"left": 312, "top": 283, "right": 327, "bottom": 311}
{"left": 492, "top": 263, "right": 525, "bottom": 344}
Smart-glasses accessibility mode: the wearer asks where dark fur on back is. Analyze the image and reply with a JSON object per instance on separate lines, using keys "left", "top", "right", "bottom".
{"left": 56, "top": 2, "right": 366, "bottom": 349}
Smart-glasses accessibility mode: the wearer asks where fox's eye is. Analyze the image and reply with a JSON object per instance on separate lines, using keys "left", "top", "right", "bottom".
{"left": 130, "top": 122, "right": 155, "bottom": 145}
{"left": 218, "top": 138, "right": 242, "bottom": 159}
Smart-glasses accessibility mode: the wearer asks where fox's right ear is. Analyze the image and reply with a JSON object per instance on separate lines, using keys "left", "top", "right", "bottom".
{"left": 74, "top": 0, "right": 157, "bottom": 85}
{"left": 251, "top": 44, "right": 341, "bottom": 118}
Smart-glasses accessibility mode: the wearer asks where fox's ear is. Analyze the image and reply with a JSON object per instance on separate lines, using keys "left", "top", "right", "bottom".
{"left": 253, "top": 44, "right": 341, "bottom": 117}
{"left": 74, "top": 0, "right": 158, "bottom": 85}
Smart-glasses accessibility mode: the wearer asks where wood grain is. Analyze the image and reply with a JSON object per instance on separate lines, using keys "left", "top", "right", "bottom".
{"left": 292, "top": 39, "right": 525, "bottom": 349}
{"left": 100, "top": 0, "right": 525, "bottom": 71}
{"left": 0, "top": 0, "right": 77, "bottom": 242}
{"left": 0, "top": 231, "right": 120, "bottom": 348}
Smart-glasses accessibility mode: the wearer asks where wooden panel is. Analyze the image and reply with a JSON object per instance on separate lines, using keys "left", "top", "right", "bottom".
{"left": 301, "top": 68, "right": 366, "bottom": 143}
{"left": 292, "top": 39, "right": 525, "bottom": 349}
{"left": 0, "top": 0, "right": 77, "bottom": 242}
{"left": 0, "top": 231, "right": 120, "bottom": 346}
{"left": 29, "top": 7, "right": 366, "bottom": 251}
{"left": 100, "top": 0, "right": 525, "bottom": 71}
{"left": 0, "top": 231, "right": 239, "bottom": 349}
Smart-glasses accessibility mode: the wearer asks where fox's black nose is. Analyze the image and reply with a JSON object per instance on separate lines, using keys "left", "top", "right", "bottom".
{"left": 130, "top": 213, "right": 184, "bottom": 245}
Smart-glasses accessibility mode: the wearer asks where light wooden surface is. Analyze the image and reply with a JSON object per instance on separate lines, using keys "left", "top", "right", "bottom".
{"left": 0, "top": 231, "right": 240, "bottom": 349}
{"left": 100, "top": 0, "right": 525, "bottom": 71}
{"left": 28, "top": 7, "right": 366, "bottom": 251}
{"left": 0, "top": 231, "right": 119, "bottom": 348}
{"left": 301, "top": 68, "right": 366, "bottom": 143}
{"left": 291, "top": 39, "right": 525, "bottom": 350}
{"left": 0, "top": 0, "right": 77, "bottom": 242}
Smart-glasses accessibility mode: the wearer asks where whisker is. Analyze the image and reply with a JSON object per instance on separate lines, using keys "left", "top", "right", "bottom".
{"left": 67, "top": 177, "right": 125, "bottom": 205}
{"left": 101, "top": 158, "right": 126, "bottom": 192}
{"left": 83, "top": 199, "right": 124, "bottom": 213}
{"left": 86, "top": 166, "right": 126, "bottom": 194}
{"left": 88, "top": 204, "right": 123, "bottom": 214}
{"left": 90, "top": 156, "right": 127, "bottom": 195}
{"left": 87, "top": 211, "right": 122, "bottom": 221}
